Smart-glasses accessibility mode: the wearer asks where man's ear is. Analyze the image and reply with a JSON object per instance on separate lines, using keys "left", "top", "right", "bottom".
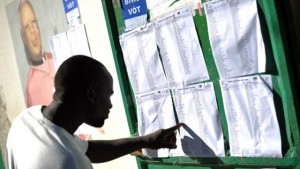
{"left": 86, "top": 87, "right": 95, "bottom": 103}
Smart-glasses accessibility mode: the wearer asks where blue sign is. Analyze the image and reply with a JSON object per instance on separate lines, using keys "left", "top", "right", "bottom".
{"left": 121, "top": 0, "right": 147, "bottom": 20}
{"left": 63, "top": 0, "right": 79, "bottom": 14}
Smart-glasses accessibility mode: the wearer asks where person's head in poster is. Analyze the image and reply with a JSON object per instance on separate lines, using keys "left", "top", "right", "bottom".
{"left": 18, "top": 0, "right": 55, "bottom": 107}
{"left": 19, "top": 0, "right": 41, "bottom": 64}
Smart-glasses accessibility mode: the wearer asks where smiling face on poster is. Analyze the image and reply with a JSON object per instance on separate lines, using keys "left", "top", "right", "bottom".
{"left": 19, "top": 1, "right": 42, "bottom": 63}
{"left": 6, "top": 0, "right": 69, "bottom": 107}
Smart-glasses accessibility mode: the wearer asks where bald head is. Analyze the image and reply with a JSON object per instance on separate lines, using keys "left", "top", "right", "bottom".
{"left": 18, "top": 0, "right": 42, "bottom": 62}
{"left": 53, "top": 55, "right": 112, "bottom": 101}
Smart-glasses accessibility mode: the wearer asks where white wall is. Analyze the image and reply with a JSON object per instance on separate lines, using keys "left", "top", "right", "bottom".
{"left": 0, "top": 0, "right": 27, "bottom": 123}
{"left": 0, "top": 0, "right": 138, "bottom": 168}
{"left": 78, "top": 0, "right": 138, "bottom": 169}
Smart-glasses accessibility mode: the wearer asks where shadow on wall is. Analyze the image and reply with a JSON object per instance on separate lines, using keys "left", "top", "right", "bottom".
{"left": 0, "top": 85, "right": 11, "bottom": 168}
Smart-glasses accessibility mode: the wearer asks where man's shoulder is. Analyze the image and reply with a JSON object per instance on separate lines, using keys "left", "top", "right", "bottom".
{"left": 11, "top": 106, "right": 42, "bottom": 124}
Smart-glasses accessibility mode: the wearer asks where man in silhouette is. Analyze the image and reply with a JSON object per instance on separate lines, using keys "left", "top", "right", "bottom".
{"left": 6, "top": 55, "right": 182, "bottom": 168}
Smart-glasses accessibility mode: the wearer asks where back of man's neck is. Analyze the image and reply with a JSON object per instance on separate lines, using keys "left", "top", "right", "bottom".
{"left": 42, "top": 101, "right": 82, "bottom": 134}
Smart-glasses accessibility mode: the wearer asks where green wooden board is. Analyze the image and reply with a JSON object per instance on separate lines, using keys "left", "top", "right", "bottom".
{"left": 101, "top": 0, "right": 300, "bottom": 168}
{"left": 0, "top": 148, "right": 5, "bottom": 169}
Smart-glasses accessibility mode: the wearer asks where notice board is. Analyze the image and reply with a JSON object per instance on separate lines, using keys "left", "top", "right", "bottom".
{"left": 101, "top": 0, "right": 300, "bottom": 168}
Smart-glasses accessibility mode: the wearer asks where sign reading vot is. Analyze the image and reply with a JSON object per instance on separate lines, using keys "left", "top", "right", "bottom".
{"left": 121, "top": 0, "right": 148, "bottom": 31}
{"left": 63, "top": 0, "right": 80, "bottom": 26}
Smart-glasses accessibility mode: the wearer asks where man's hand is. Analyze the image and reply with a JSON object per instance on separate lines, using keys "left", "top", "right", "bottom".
{"left": 142, "top": 123, "right": 183, "bottom": 149}
{"left": 86, "top": 123, "right": 183, "bottom": 163}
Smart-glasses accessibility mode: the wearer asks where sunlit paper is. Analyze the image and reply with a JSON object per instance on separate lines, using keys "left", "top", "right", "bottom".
{"left": 50, "top": 24, "right": 91, "bottom": 71}
{"left": 220, "top": 75, "right": 282, "bottom": 157}
{"left": 120, "top": 24, "right": 168, "bottom": 94}
{"left": 172, "top": 82, "right": 225, "bottom": 157}
{"left": 135, "top": 89, "right": 178, "bottom": 157}
{"left": 204, "top": 0, "right": 266, "bottom": 78}
{"left": 155, "top": 8, "right": 209, "bottom": 87}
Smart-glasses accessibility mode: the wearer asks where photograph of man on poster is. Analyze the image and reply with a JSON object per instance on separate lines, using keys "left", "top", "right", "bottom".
{"left": 6, "top": 0, "right": 105, "bottom": 141}
{"left": 19, "top": 0, "right": 55, "bottom": 106}
{"left": 6, "top": 0, "right": 68, "bottom": 107}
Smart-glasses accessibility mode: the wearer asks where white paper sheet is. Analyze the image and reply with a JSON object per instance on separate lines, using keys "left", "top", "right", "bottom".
{"left": 155, "top": 8, "right": 209, "bottom": 87}
{"left": 135, "top": 89, "right": 178, "bottom": 157}
{"left": 67, "top": 24, "right": 91, "bottom": 57}
{"left": 204, "top": 0, "right": 266, "bottom": 79}
{"left": 50, "top": 24, "right": 91, "bottom": 71}
{"left": 147, "top": 0, "right": 197, "bottom": 21}
{"left": 50, "top": 32, "right": 72, "bottom": 71}
{"left": 220, "top": 75, "right": 282, "bottom": 157}
{"left": 124, "top": 15, "right": 148, "bottom": 32}
{"left": 172, "top": 82, "right": 225, "bottom": 157}
{"left": 120, "top": 24, "right": 169, "bottom": 94}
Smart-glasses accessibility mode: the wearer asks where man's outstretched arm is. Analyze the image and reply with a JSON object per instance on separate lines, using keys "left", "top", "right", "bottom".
{"left": 86, "top": 123, "right": 183, "bottom": 163}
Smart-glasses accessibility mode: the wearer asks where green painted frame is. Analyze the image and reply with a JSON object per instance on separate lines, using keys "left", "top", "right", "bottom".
{"left": 101, "top": 0, "right": 300, "bottom": 168}
{"left": 0, "top": 148, "right": 4, "bottom": 169}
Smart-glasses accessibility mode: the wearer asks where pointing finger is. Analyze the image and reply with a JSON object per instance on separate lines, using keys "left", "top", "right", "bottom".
{"left": 164, "top": 123, "right": 184, "bottom": 133}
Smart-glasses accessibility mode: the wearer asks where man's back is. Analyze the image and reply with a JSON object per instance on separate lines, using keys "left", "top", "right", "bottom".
{"left": 6, "top": 105, "right": 93, "bottom": 169}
